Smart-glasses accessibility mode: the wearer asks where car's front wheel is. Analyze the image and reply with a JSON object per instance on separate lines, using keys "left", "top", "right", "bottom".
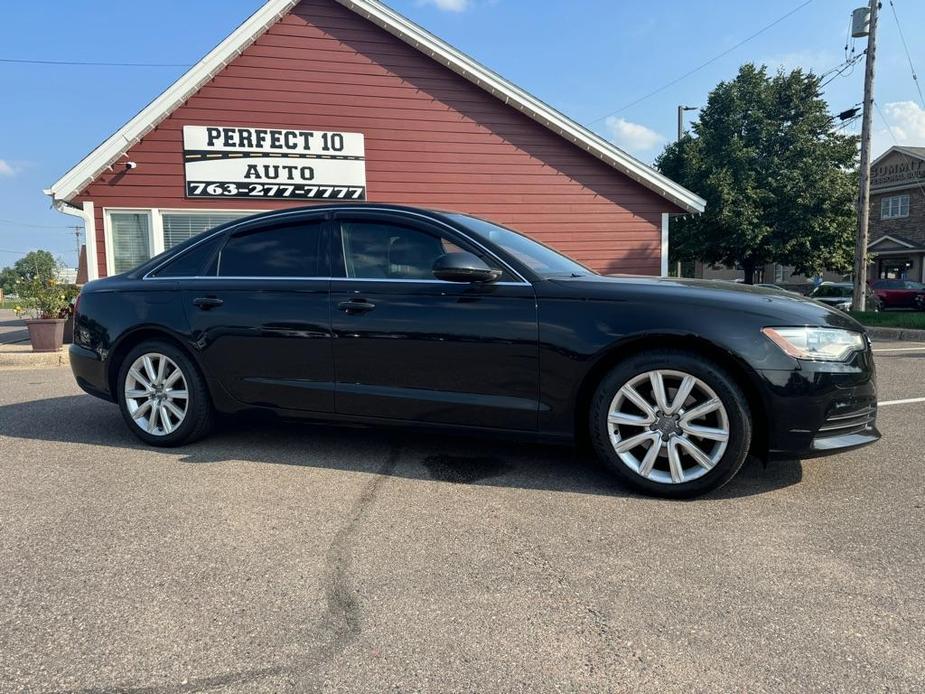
{"left": 590, "top": 350, "right": 752, "bottom": 498}
{"left": 117, "top": 340, "right": 213, "bottom": 447}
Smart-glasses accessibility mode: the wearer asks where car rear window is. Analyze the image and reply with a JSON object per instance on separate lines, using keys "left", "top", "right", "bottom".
{"left": 218, "top": 222, "right": 323, "bottom": 277}
{"left": 151, "top": 235, "right": 223, "bottom": 277}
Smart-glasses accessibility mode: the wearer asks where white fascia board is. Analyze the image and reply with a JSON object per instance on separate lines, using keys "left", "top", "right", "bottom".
{"left": 46, "top": 0, "right": 299, "bottom": 204}
{"left": 335, "top": 0, "right": 707, "bottom": 215}
{"left": 869, "top": 235, "right": 915, "bottom": 249}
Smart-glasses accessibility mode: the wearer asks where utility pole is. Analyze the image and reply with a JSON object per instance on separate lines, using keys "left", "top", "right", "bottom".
{"left": 674, "top": 106, "right": 697, "bottom": 277}
{"left": 852, "top": 0, "right": 879, "bottom": 312}
{"left": 68, "top": 226, "right": 83, "bottom": 268}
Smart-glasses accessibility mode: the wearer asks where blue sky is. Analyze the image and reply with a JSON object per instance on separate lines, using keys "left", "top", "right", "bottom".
{"left": 1, "top": 0, "right": 924, "bottom": 265}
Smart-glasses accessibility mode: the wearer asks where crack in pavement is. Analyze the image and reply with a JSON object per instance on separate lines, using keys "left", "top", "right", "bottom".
{"left": 298, "top": 440, "right": 402, "bottom": 690}
{"left": 67, "top": 441, "right": 402, "bottom": 694}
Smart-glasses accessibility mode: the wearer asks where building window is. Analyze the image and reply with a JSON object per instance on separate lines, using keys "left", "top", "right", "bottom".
{"left": 109, "top": 212, "right": 152, "bottom": 274}
{"left": 881, "top": 194, "right": 910, "bottom": 220}
{"left": 162, "top": 211, "right": 252, "bottom": 249}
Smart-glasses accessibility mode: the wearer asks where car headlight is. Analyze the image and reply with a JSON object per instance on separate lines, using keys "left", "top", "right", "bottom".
{"left": 761, "top": 327, "right": 865, "bottom": 362}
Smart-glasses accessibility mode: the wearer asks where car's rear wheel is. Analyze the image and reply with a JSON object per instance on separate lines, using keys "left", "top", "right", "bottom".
{"left": 590, "top": 350, "right": 751, "bottom": 498}
{"left": 117, "top": 340, "right": 213, "bottom": 447}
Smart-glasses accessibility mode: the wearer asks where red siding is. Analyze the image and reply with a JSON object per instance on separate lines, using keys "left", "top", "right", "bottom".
{"left": 76, "top": 0, "right": 677, "bottom": 277}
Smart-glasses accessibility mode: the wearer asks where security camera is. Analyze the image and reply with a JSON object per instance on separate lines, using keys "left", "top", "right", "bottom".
{"left": 125, "top": 161, "right": 138, "bottom": 170}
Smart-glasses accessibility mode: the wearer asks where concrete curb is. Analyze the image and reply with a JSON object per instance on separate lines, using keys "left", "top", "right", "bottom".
{"left": 0, "top": 349, "right": 68, "bottom": 370}
{"left": 865, "top": 326, "right": 925, "bottom": 342}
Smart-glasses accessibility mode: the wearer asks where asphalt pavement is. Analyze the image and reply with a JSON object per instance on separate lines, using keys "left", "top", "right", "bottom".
{"left": 0, "top": 343, "right": 923, "bottom": 692}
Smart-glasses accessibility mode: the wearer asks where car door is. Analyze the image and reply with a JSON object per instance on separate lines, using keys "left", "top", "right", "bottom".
{"left": 329, "top": 211, "right": 540, "bottom": 431}
{"left": 181, "top": 213, "right": 335, "bottom": 413}
{"left": 877, "top": 280, "right": 903, "bottom": 308}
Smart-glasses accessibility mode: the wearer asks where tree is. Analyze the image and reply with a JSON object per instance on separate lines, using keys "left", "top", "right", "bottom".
{"left": 656, "top": 64, "right": 859, "bottom": 284}
{"left": 0, "top": 250, "right": 59, "bottom": 295}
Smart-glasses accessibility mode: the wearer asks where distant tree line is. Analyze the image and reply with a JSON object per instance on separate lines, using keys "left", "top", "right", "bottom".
{"left": 656, "top": 64, "right": 859, "bottom": 284}
{"left": 1, "top": 250, "right": 59, "bottom": 295}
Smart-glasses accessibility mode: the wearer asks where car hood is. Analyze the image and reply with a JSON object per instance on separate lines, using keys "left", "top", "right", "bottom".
{"left": 543, "top": 275, "right": 864, "bottom": 331}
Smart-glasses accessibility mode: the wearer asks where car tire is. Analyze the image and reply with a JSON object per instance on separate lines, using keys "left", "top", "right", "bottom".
{"left": 117, "top": 340, "right": 213, "bottom": 447}
{"left": 589, "top": 349, "right": 752, "bottom": 498}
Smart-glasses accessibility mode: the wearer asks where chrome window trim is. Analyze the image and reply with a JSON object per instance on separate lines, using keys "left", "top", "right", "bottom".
{"left": 141, "top": 275, "right": 527, "bottom": 286}
{"left": 142, "top": 205, "right": 531, "bottom": 285}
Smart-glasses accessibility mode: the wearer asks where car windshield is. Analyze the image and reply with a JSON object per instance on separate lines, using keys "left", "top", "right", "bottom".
{"left": 812, "top": 285, "right": 851, "bottom": 298}
{"left": 448, "top": 213, "right": 592, "bottom": 277}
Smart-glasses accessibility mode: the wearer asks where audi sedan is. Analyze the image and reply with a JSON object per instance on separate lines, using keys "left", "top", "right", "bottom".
{"left": 69, "top": 205, "right": 879, "bottom": 497}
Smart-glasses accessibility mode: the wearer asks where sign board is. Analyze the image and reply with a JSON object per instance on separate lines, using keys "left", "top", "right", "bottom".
{"left": 182, "top": 125, "right": 367, "bottom": 200}
{"left": 871, "top": 152, "right": 925, "bottom": 191}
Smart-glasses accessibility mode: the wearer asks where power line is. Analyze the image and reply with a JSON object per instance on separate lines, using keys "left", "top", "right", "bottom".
{"left": 0, "top": 57, "right": 191, "bottom": 68}
{"left": 585, "top": 0, "right": 815, "bottom": 125}
{"left": 0, "top": 217, "right": 78, "bottom": 229}
{"left": 819, "top": 52, "right": 865, "bottom": 89}
{"left": 887, "top": 0, "right": 925, "bottom": 108}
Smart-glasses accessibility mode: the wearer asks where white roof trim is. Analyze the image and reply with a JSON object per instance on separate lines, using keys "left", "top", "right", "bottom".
{"left": 47, "top": 0, "right": 300, "bottom": 204}
{"left": 870, "top": 145, "right": 925, "bottom": 170}
{"left": 47, "top": 0, "right": 705, "bottom": 214}
{"left": 869, "top": 234, "right": 915, "bottom": 249}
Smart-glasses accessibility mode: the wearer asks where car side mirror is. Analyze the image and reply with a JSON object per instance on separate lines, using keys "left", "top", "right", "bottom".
{"left": 432, "top": 252, "right": 502, "bottom": 283}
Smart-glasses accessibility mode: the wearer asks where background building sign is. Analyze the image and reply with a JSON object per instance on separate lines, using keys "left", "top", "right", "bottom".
{"left": 871, "top": 155, "right": 925, "bottom": 190}
{"left": 183, "top": 125, "right": 366, "bottom": 200}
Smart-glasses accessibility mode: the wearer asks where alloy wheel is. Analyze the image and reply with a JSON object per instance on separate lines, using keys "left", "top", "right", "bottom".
{"left": 607, "top": 369, "right": 729, "bottom": 485}
{"left": 123, "top": 353, "right": 189, "bottom": 436}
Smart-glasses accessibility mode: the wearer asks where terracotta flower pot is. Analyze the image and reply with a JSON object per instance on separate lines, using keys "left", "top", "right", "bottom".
{"left": 25, "top": 318, "right": 66, "bottom": 353}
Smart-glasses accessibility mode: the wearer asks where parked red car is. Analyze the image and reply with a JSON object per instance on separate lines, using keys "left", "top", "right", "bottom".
{"left": 871, "top": 279, "right": 925, "bottom": 310}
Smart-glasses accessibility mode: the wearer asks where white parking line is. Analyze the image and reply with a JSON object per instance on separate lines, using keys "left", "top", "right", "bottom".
{"left": 879, "top": 397, "right": 925, "bottom": 407}
{"left": 873, "top": 347, "right": 925, "bottom": 353}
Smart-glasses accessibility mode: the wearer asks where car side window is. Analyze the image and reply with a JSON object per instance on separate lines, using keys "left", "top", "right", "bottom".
{"left": 336, "top": 221, "right": 496, "bottom": 280}
{"left": 152, "top": 235, "right": 223, "bottom": 277}
{"left": 218, "top": 221, "right": 323, "bottom": 277}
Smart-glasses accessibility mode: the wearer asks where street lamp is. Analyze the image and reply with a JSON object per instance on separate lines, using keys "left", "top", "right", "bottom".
{"left": 677, "top": 105, "right": 698, "bottom": 141}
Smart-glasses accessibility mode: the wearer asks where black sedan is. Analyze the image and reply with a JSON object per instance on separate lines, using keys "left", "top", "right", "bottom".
{"left": 70, "top": 205, "right": 879, "bottom": 497}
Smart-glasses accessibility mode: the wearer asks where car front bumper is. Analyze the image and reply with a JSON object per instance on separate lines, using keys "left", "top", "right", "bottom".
{"left": 759, "top": 351, "right": 880, "bottom": 460}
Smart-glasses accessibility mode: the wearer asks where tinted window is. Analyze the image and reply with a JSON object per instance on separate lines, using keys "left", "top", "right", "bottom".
{"left": 812, "top": 285, "right": 850, "bottom": 298}
{"left": 338, "top": 222, "right": 467, "bottom": 280}
{"left": 153, "top": 235, "right": 222, "bottom": 277}
{"left": 219, "top": 222, "right": 322, "bottom": 277}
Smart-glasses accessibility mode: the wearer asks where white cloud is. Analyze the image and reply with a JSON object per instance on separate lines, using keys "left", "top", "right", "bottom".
{"left": 0, "top": 160, "right": 15, "bottom": 177}
{"left": 872, "top": 100, "right": 925, "bottom": 157}
{"left": 418, "top": 0, "right": 471, "bottom": 11}
{"left": 604, "top": 117, "right": 667, "bottom": 157}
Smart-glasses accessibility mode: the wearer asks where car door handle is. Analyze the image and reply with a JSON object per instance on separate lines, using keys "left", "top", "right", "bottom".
{"left": 337, "top": 298, "right": 376, "bottom": 314}
{"left": 192, "top": 297, "right": 224, "bottom": 310}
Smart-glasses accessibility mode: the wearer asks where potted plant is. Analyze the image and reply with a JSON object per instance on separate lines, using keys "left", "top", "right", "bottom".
{"left": 13, "top": 277, "right": 79, "bottom": 352}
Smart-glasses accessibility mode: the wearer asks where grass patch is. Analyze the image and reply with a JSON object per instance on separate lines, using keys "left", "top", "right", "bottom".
{"left": 849, "top": 311, "right": 925, "bottom": 330}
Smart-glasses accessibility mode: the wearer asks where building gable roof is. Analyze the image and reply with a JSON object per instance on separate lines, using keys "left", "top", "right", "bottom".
{"left": 46, "top": 0, "right": 705, "bottom": 214}
{"left": 869, "top": 234, "right": 916, "bottom": 250}
{"left": 870, "top": 145, "right": 925, "bottom": 170}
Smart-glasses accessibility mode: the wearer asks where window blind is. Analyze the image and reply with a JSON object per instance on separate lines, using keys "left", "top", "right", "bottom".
{"left": 162, "top": 212, "right": 251, "bottom": 249}
{"left": 110, "top": 212, "right": 151, "bottom": 274}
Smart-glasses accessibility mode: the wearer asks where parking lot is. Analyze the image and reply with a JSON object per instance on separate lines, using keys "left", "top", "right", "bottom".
{"left": 0, "top": 343, "right": 923, "bottom": 693}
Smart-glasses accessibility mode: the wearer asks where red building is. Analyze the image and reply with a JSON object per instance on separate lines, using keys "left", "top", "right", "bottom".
{"left": 45, "top": 0, "right": 703, "bottom": 281}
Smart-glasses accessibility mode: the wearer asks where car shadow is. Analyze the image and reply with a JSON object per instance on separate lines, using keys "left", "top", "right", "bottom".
{"left": 0, "top": 394, "right": 803, "bottom": 500}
